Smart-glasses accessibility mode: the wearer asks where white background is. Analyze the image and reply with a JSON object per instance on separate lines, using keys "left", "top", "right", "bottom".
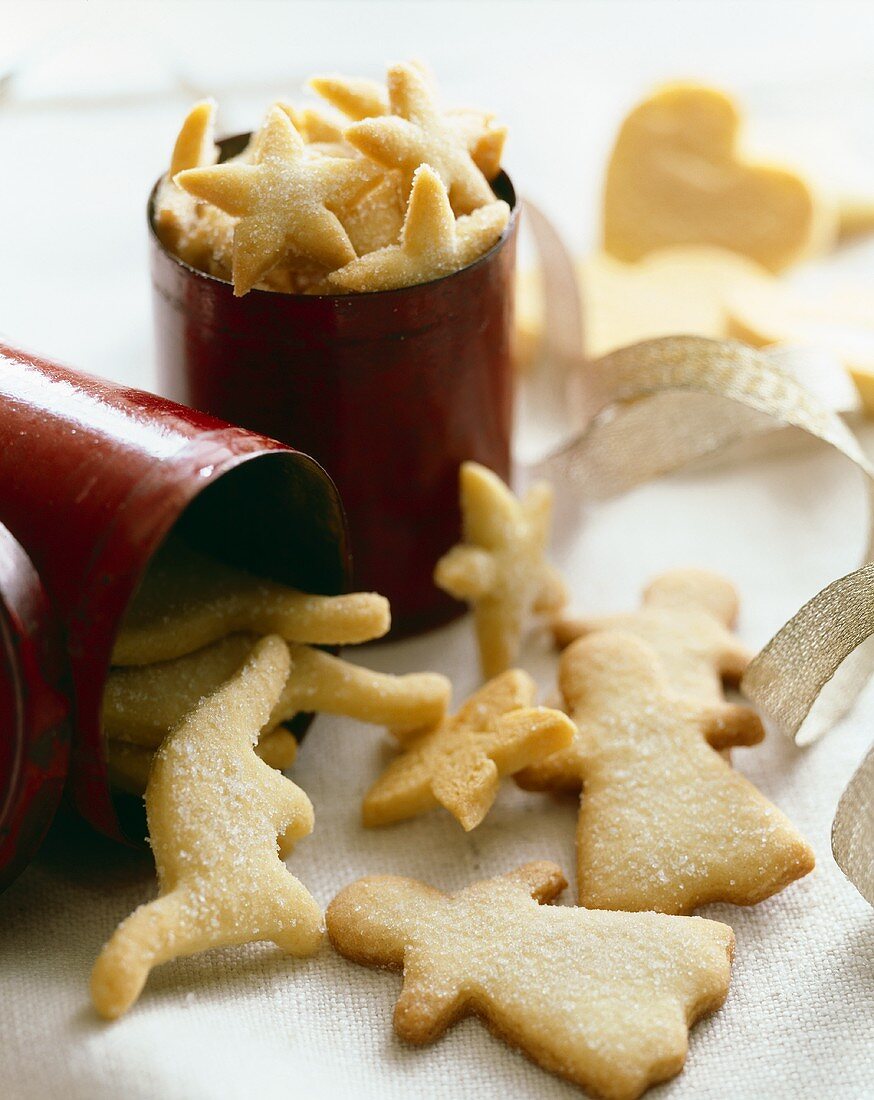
{"left": 0, "top": 3, "right": 872, "bottom": 1099}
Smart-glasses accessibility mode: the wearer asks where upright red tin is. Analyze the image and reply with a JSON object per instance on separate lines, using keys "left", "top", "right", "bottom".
{"left": 0, "top": 342, "right": 348, "bottom": 889}
{"left": 150, "top": 140, "right": 519, "bottom": 637}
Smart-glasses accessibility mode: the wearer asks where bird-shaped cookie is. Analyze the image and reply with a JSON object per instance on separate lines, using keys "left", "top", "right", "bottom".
{"left": 91, "top": 637, "right": 323, "bottom": 1019}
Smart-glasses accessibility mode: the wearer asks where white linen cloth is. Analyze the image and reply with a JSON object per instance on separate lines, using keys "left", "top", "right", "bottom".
{"left": 2, "top": 4, "right": 873, "bottom": 1095}
{"left": 1, "top": 428, "right": 872, "bottom": 1100}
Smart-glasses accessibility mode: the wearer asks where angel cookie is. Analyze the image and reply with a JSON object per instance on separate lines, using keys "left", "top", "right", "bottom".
{"left": 363, "top": 670, "right": 574, "bottom": 830}
{"left": 327, "top": 862, "right": 734, "bottom": 1099}
{"left": 553, "top": 568, "right": 754, "bottom": 708}
{"left": 91, "top": 637, "right": 323, "bottom": 1019}
{"left": 434, "top": 462, "right": 567, "bottom": 678}
{"left": 329, "top": 164, "right": 509, "bottom": 292}
{"left": 517, "top": 633, "right": 814, "bottom": 913}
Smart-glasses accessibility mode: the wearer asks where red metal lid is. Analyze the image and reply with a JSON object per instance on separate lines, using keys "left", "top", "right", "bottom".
{"left": 0, "top": 523, "right": 71, "bottom": 892}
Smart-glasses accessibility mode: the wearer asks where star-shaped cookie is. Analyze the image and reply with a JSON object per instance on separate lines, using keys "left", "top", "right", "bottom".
{"left": 329, "top": 164, "right": 509, "bottom": 292}
{"left": 175, "top": 105, "right": 377, "bottom": 294}
{"left": 343, "top": 62, "right": 496, "bottom": 214}
{"left": 311, "top": 68, "right": 506, "bottom": 181}
{"left": 434, "top": 462, "right": 568, "bottom": 679}
{"left": 362, "top": 669, "right": 574, "bottom": 830}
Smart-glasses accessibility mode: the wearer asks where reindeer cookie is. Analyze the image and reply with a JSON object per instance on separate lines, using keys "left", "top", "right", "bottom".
{"left": 518, "top": 633, "right": 814, "bottom": 913}
{"left": 327, "top": 862, "right": 734, "bottom": 1099}
{"left": 434, "top": 462, "right": 567, "bottom": 679}
{"left": 363, "top": 670, "right": 574, "bottom": 830}
{"left": 553, "top": 568, "right": 754, "bottom": 708}
{"left": 91, "top": 637, "right": 323, "bottom": 1019}
{"left": 105, "top": 632, "right": 450, "bottom": 747}
{"left": 113, "top": 537, "right": 390, "bottom": 665}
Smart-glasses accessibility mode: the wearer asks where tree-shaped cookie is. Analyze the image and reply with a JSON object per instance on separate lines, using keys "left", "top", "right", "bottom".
{"left": 517, "top": 633, "right": 815, "bottom": 913}
{"left": 553, "top": 568, "right": 754, "bottom": 709}
{"left": 343, "top": 62, "right": 495, "bottom": 214}
{"left": 327, "top": 862, "right": 734, "bottom": 1099}
{"left": 113, "top": 537, "right": 390, "bottom": 665}
{"left": 175, "top": 105, "right": 378, "bottom": 294}
{"left": 329, "top": 164, "right": 509, "bottom": 292}
{"left": 363, "top": 670, "right": 574, "bottom": 830}
{"left": 434, "top": 462, "right": 567, "bottom": 679}
{"left": 91, "top": 637, "right": 323, "bottom": 1019}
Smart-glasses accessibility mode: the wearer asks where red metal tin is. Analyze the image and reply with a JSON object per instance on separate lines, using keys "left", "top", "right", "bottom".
{"left": 0, "top": 523, "right": 70, "bottom": 892}
{"left": 150, "top": 142, "right": 518, "bottom": 637}
{"left": 0, "top": 341, "right": 348, "bottom": 863}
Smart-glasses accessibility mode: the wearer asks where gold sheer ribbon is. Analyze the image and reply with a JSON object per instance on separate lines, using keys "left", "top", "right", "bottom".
{"left": 522, "top": 199, "right": 874, "bottom": 904}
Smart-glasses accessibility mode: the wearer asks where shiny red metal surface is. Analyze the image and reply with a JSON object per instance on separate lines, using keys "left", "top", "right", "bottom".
{"left": 0, "top": 342, "right": 349, "bottom": 851}
{"left": 0, "top": 524, "right": 70, "bottom": 892}
{"left": 151, "top": 147, "right": 518, "bottom": 637}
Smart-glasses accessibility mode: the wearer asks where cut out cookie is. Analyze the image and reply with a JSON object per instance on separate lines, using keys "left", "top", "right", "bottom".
{"left": 91, "top": 637, "right": 323, "bottom": 1019}
{"left": 517, "top": 633, "right": 814, "bottom": 913}
{"left": 514, "top": 246, "right": 773, "bottom": 369}
{"left": 329, "top": 164, "right": 508, "bottom": 292}
{"left": 327, "top": 862, "right": 734, "bottom": 1099}
{"left": 363, "top": 670, "right": 574, "bottom": 830}
{"left": 603, "top": 83, "right": 834, "bottom": 272}
{"left": 113, "top": 538, "right": 390, "bottom": 665}
{"left": 434, "top": 462, "right": 567, "bottom": 679}
{"left": 553, "top": 568, "right": 754, "bottom": 708}
{"left": 105, "top": 632, "right": 450, "bottom": 747}
{"left": 176, "top": 105, "right": 378, "bottom": 294}
{"left": 726, "top": 278, "right": 874, "bottom": 414}
{"left": 344, "top": 63, "right": 495, "bottom": 215}
{"left": 107, "top": 725, "right": 299, "bottom": 796}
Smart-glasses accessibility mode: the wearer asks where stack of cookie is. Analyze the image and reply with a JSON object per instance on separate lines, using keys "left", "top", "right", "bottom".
{"left": 332, "top": 461, "right": 814, "bottom": 1098}
{"left": 90, "top": 460, "right": 814, "bottom": 1100}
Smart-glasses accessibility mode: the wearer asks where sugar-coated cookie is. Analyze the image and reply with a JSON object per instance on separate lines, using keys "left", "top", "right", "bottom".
{"left": 327, "top": 862, "right": 735, "bottom": 1099}
{"left": 329, "top": 164, "right": 508, "bottom": 292}
{"left": 344, "top": 63, "right": 495, "bottom": 215}
{"left": 603, "top": 83, "right": 834, "bottom": 272}
{"left": 517, "top": 633, "right": 814, "bottom": 913}
{"left": 91, "top": 637, "right": 323, "bottom": 1019}
{"left": 554, "top": 568, "right": 753, "bottom": 706}
{"left": 113, "top": 538, "right": 390, "bottom": 665}
{"left": 434, "top": 462, "right": 567, "bottom": 678}
{"left": 105, "top": 632, "right": 449, "bottom": 746}
{"left": 176, "top": 105, "right": 378, "bottom": 294}
{"left": 362, "top": 669, "right": 574, "bottom": 830}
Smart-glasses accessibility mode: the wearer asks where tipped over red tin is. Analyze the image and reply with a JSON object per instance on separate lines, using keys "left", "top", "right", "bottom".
{"left": 0, "top": 341, "right": 349, "bottom": 891}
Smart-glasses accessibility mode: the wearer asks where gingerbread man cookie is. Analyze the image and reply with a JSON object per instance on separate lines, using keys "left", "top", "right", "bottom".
{"left": 517, "top": 633, "right": 814, "bottom": 913}
{"left": 91, "top": 637, "right": 323, "bottom": 1019}
{"left": 434, "top": 462, "right": 567, "bottom": 679}
{"left": 363, "top": 670, "right": 574, "bottom": 830}
{"left": 327, "top": 862, "right": 734, "bottom": 1099}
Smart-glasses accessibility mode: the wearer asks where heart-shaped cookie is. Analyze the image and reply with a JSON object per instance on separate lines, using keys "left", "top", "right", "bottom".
{"left": 603, "top": 83, "right": 835, "bottom": 272}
